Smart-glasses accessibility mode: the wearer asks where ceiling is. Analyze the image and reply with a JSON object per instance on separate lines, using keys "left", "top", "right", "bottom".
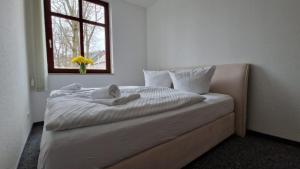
{"left": 124, "top": 0, "right": 157, "bottom": 7}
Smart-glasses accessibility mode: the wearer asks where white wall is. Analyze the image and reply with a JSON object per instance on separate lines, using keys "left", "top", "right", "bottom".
{"left": 0, "top": 1, "right": 32, "bottom": 169}
{"left": 31, "top": 0, "right": 147, "bottom": 121}
{"left": 147, "top": 0, "right": 300, "bottom": 141}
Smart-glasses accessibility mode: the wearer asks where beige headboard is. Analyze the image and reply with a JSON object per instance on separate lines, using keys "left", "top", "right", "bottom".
{"left": 210, "top": 64, "right": 250, "bottom": 137}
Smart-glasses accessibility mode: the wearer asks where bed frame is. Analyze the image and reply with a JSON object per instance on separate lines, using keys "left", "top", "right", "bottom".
{"left": 107, "top": 64, "right": 250, "bottom": 169}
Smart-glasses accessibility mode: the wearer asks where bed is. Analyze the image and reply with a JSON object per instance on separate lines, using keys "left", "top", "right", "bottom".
{"left": 38, "top": 64, "right": 249, "bottom": 169}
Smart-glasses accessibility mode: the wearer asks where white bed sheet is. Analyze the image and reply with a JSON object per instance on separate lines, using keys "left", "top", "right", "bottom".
{"left": 38, "top": 93, "right": 234, "bottom": 169}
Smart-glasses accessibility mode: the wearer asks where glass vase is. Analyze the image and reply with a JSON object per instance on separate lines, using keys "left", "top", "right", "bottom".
{"left": 79, "top": 64, "right": 87, "bottom": 75}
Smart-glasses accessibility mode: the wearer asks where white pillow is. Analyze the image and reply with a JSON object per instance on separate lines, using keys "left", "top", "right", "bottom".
{"left": 143, "top": 70, "right": 172, "bottom": 88}
{"left": 168, "top": 66, "right": 216, "bottom": 94}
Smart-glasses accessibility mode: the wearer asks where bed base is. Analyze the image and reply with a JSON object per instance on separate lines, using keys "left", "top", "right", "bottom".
{"left": 107, "top": 113, "right": 235, "bottom": 169}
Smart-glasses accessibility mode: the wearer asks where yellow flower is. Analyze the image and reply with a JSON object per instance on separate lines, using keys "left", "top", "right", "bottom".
{"left": 71, "top": 56, "right": 94, "bottom": 65}
{"left": 86, "top": 58, "right": 94, "bottom": 65}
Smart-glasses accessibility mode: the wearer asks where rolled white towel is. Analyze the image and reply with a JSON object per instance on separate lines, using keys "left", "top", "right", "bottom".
{"left": 60, "top": 83, "right": 82, "bottom": 90}
{"left": 92, "top": 93, "right": 140, "bottom": 106}
{"left": 91, "top": 84, "right": 121, "bottom": 99}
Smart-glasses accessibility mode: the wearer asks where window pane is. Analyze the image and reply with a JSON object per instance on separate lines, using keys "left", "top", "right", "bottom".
{"left": 83, "top": 1, "right": 105, "bottom": 24}
{"left": 51, "top": 0, "right": 79, "bottom": 17}
{"left": 83, "top": 23, "right": 106, "bottom": 70}
{"left": 52, "top": 16, "right": 81, "bottom": 69}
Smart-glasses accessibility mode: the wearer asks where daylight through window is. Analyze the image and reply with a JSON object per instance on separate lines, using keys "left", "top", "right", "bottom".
{"left": 44, "top": 0, "right": 111, "bottom": 73}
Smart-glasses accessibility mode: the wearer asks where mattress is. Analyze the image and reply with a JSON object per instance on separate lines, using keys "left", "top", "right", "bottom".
{"left": 38, "top": 93, "right": 234, "bottom": 169}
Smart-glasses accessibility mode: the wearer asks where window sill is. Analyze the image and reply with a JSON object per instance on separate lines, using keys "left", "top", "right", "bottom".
{"left": 48, "top": 69, "right": 112, "bottom": 74}
{"left": 48, "top": 72, "right": 114, "bottom": 76}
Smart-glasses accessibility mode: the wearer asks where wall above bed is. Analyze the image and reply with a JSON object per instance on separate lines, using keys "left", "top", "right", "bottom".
{"left": 147, "top": 0, "right": 300, "bottom": 142}
{"left": 124, "top": 0, "right": 157, "bottom": 7}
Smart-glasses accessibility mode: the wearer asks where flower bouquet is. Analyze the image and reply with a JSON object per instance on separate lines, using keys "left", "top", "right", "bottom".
{"left": 71, "top": 56, "right": 94, "bottom": 74}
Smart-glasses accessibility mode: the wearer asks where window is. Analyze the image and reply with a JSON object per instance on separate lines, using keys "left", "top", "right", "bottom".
{"left": 44, "top": 0, "right": 111, "bottom": 73}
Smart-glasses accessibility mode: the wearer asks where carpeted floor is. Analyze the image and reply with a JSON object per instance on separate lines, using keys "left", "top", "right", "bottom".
{"left": 18, "top": 124, "right": 300, "bottom": 169}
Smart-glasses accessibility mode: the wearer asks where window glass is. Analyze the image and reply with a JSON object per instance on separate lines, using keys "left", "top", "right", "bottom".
{"left": 83, "top": 23, "right": 106, "bottom": 70}
{"left": 51, "top": 0, "right": 79, "bottom": 17}
{"left": 52, "top": 16, "right": 81, "bottom": 69}
{"left": 83, "top": 1, "right": 105, "bottom": 23}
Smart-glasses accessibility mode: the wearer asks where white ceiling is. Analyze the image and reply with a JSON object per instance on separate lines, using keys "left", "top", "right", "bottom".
{"left": 124, "top": 0, "right": 157, "bottom": 7}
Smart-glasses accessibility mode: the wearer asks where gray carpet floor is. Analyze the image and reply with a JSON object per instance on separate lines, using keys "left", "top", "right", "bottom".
{"left": 18, "top": 125, "right": 300, "bottom": 169}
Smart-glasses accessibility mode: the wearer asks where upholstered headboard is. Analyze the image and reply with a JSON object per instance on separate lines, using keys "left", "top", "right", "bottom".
{"left": 210, "top": 64, "right": 250, "bottom": 137}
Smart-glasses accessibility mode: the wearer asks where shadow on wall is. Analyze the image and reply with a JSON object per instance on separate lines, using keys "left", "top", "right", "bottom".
{"left": 247, "top": 64, "right": 300, "bottom": 141}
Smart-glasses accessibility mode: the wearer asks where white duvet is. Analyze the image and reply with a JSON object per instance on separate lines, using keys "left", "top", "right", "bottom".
{"left": 45, "top": 86, "right": 205, "bottom": 131}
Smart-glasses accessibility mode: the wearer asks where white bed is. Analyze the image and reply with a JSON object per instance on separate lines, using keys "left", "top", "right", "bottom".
{"left": 38, "top": 93, "right": 233, "bottom": 169}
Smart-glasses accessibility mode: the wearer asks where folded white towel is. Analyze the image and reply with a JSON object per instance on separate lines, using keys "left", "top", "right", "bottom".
{"left": 92, "top": 93, "right": 140, "bottom": 106}
{"left": 91, "top": 84, "right": 121, "bottom": 99}
{"left": 60, "top": 83, "right": 82, "bottom": 90}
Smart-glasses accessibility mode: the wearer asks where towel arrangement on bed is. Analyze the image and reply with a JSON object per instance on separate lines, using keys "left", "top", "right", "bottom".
{"left": 90, "top": 84, "right": 141, "bottom": 106}
{"left": 45, "top": 85, "right": 205, "bottom": 131}
{"left": 91, "top": 84, "right": 121, "bottom": 99}
{"left": 54, "top": 84, "right": 140, "bottom": 106}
